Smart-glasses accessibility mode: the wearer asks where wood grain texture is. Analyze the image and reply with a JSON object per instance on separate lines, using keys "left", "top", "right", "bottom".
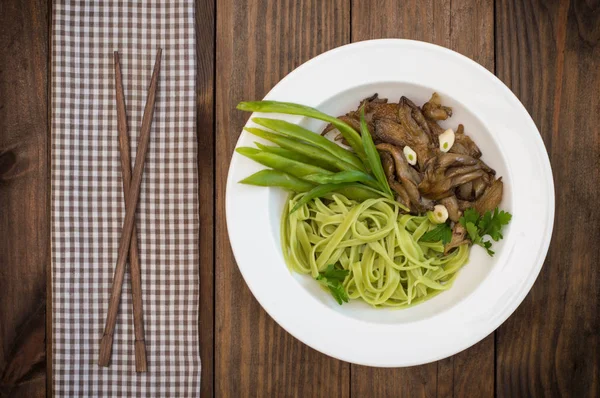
{"left": 0, "top": 0, "right": 48, "bottom": 396}
{"left": 495, "top": 0, "right": 600, "bottom": 396}
{"left": 196, "top": 0, "right": 215, "bottom": 396}
{"left": 215, "top": 0, "right": 351, "bottom": 396}
{"left": 351, "top": 1, "right": 495, "bottom": 397}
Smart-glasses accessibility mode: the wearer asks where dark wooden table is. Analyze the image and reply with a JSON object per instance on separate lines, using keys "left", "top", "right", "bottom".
{"left": 1, "top": 0, "right": 599, "bottom": 397}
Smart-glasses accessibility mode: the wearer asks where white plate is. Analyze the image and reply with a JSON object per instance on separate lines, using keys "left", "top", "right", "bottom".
{"left": 226, "top": 39, "right": 554, "bottom": 367}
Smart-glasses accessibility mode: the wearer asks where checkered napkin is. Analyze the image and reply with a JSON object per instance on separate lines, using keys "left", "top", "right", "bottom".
{"left": 51, "top": 1, "right": 200, "bottom": 396}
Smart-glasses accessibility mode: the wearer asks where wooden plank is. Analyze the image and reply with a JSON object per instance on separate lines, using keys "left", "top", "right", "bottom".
{"left": 351, "top": 364, "right": 438, "bottom": 397}
{"left": 352, "top": 0, "right": 452, "bottom": 46}
{"left": 196, "top": 0, "right": 215, "bottom": 396}
{"left": 350, "top": 1, "right": 495, "bottom": 396}
{"left": 436, "top": 335, "right": 494, "bottom": 398}
{"left": 0, "top": 0, "right": 49, "bottom": 397}
{"left": 495, "top": 0, "right": 600, "bottom": 396}
{"left": 215, "top": 0, "right": 351, "bottom": 396}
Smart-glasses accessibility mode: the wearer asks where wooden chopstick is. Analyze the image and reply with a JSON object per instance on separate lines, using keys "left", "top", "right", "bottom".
{"left": 99, "top": 49, "right": 162, "bottom": 368}
{"left": 111, "top": 51, "right": 148, "bottom": 371}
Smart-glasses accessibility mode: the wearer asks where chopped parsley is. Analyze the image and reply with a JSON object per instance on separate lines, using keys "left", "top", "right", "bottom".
{"left": 316, "top": 264, "right": 350, "bottom": 305}
{"left": 420, "top": 223, "right": 453, "bottom": 244}
{"left": 459, "top": 207, "right": 512, "bottom": 256}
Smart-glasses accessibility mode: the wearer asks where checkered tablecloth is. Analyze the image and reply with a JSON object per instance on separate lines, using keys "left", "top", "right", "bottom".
{"left": 51, "top": 1, "right": 200, "bottom": 396}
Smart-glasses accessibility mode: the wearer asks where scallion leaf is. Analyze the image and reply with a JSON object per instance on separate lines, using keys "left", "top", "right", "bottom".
{"left": 359, "top": 107, "right": 394, "bottom": 199}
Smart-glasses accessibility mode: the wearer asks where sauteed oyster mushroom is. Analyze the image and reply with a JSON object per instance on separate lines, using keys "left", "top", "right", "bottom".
{"left": 323, "top": 91, "right": 505, "bottom": 225}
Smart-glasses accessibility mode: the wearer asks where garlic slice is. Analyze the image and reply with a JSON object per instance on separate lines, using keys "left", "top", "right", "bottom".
{"left": 439, "top": 128, "right": 455, "bottom": 152}
{"left": 403, "top": 145, "right": 417, "bottom": 165}
{"left": 429, "top": 204, "right": 449, "bottom": 224}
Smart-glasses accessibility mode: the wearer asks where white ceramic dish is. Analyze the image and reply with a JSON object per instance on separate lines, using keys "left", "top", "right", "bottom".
{"left": 226, "top": 39, "right": 554, "bottom": 367}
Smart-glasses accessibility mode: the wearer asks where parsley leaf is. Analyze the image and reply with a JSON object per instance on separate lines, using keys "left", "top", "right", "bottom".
{"left": 481, "top": 240, "right": 494, "bottom": 256}
{"left": 460, "top": 207, "right": 512, "bottom": 257}
{"left": 420, "top": 223, "right": 453, "bottom": 244}
{"left": 480, "top": 208, "right": 512, "bottom": 241}
{"left": 319, "top": 263, "right": 350, "bottom": 282}
{"left": 316, "top": 264, "right": 350, "bottom": 305}
{"left": 465, "top": 222, "right": 479, "bottom": 242}
{"left": 478, "top": 209, "right": 493, "bottom": 232}
{"left": 459, "top": 208, "right": 480, "bottom": 227}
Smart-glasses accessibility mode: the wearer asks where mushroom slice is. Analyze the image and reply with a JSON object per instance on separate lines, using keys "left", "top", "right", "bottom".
{"left": 457, "top": 199, "right": 472, "bottom": 211}
{"left": 436, "top": 152, "right": 479, "bottom": 169}
{"left": 380, "top": 150, "right": 395, "bottom": 180}
{"left": 419, "top": 153, "right": 488, "bottom": 200}
{"left": 402, "top": 96, "right": 432, "bottom": 136}
{"left": 398, "top": 97, "right": 429, "bottom": 142}
{"left": 439, "top": 196, "right": 461, "bottom": 222}
{"left": 426, "top": 118, "right": 445, "bottom": 136}
{"left": 450, "top": 124, "right": 482, "bottom": 158}
{"left": 457, "top": 182, "right": 473, "bottom": 201}
{"left": 436, "top": 153, "right": 495, "bottom": 175}
{"left": 380, "top": 151, "right": 411, "bottom": 210}
{"left": 376, "top": 143, "right": 427, "bottom": 212}
{"left": 472, "top": 178, "right": 503, "bottom": 214}
{"left": 444, "top": 223, "right": 470, "bottom": 254}
{"left": 373, "top": 118, "right": 411, "bottom": 147}
{"left": 374, "top": 119, "right": 432, "bottom": 169}
{"left": 422, "top": 92, "right": 453, "bottom": 121}
{"left": 371, "top": 103, "right": 401, "bottom": 122}
{"left": 445, "top": 164, "right": 487, "bottom": 179}
{"left": 389, "top": 180, "right": 411, "bottom": 210}
{"left": 472, "top": 177, "right": 488, "bottom": 199}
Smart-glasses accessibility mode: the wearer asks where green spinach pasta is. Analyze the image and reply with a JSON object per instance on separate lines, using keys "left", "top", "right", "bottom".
{"left": 282, "top": 193, "right": 470, "bottom": 307}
